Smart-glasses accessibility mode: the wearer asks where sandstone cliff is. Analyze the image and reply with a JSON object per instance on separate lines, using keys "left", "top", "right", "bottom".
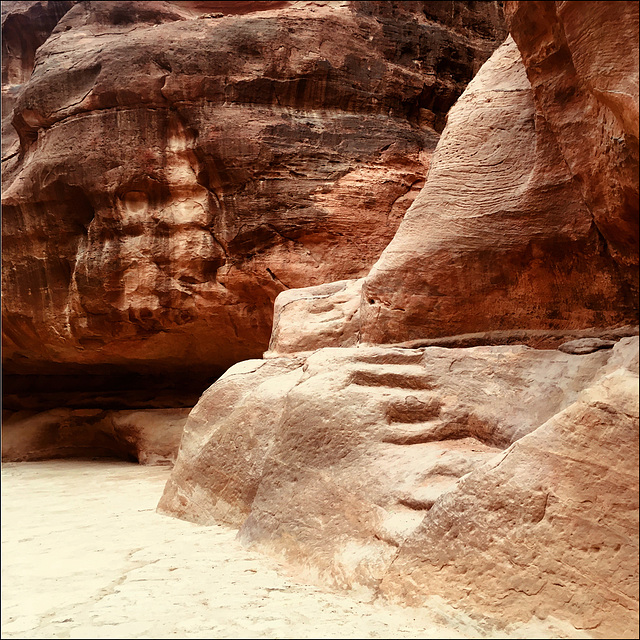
{"left": 159, "top": 3, "right": 639, "bottom": 636}
{"left": 3, "top": 1, "right": 638, "bottom": 636}
{"left": 2, "top": 0, "right": 506, "bottom": 462}
{"left": 2, "top": 0, "right": 505, "bottom": 379}
{"left": 266, "top": 1, "right": 639, "bottom": 354}
{"left": 270, "top": 14, "right": 639, "bottom": 350}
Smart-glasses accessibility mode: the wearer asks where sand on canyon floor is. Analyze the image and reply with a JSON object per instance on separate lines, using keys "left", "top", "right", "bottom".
{"left": 1, "top": 460, "right": 589, "bottom": 639}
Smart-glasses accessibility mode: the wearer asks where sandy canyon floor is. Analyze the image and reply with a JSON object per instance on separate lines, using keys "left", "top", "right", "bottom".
{"left": 1, "top": 460, "right": 589, "bottom": 639}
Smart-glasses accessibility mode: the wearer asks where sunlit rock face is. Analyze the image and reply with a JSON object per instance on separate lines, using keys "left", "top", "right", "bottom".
{"left": 160, "top": 334, "right": 639, "bottom": 637}
{"left": 1, "top": 0, "right": 506, "bottom": 379}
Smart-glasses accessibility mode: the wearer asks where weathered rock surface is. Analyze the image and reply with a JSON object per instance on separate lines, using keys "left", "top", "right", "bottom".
{"left": 506, "top": 0, "right": 639, "bottom": 271}
{"left": 160, "top": 5, "right": 639, "bottom": 635}
{"left": 266, "top": 32, "right": 638, "bottom": 354}
{"left": 267, "top": 273, "right": 637, "bottom": 355}
{"left": 1, "top": 1, "right": 75, "bottom": 114}
{"left": 265, "top": 31, "right": 639, "bottom": 354}
{"left": 1, "top": 0, "right": 506, "bottom": 465}
{"left": 378, "top": 337, "right": 639, "bottom": 639}
{"left": 160, "top": 335, "right": 639, "bottom": 636}
{"left": 4, "top": 0, "right": 638, "bottom": 635}
{"left": 266, "top": 278, "right": 364, "bottom": 356}
{"left": 1, "top": 0, "right": 505, "bottom": 378}
{"left": 357, "top": 34, "right": 638, "bottom": 344}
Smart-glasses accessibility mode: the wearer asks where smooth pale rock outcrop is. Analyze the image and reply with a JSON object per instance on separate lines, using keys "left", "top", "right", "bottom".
{"left": 265, "top": 278, "right": 364, "bottom": 356}
{"left": 379, "top": 341, "right": 639, "bottom": 638}
{"left": 160, "top": 335, "right": 639, "bottom": 636}
{"left": 1, "top": 0, "right": 505, "bottom": 378}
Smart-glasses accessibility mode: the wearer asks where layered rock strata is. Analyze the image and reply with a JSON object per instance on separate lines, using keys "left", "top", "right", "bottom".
{"left": 267, "top": 28, "right": 638, "bottom": 355}
{"left": 1, "top": 0, "right": 506, "bottom": 462}
{"left": 1, "top": 0, "right": 75, "bottom": 114}
{"left": 2, "top": 0, "right": 505, "bottom": 377}
{"left": 359, "top": 32, "right": 638, "bottom": 344}
{"left": 263, "top": 28, "right": 639, "bottom": 354}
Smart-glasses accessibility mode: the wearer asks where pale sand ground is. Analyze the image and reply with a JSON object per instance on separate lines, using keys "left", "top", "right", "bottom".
{"left": 1, "top": 461, "right": 588, "bottom": 639}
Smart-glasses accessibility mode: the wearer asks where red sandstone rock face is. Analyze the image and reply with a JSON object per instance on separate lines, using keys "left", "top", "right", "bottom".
{"left": 267, "top": 30, "right": 639, "bottom": 353}
{"left": 359, "top": 34, "right": 638, "bottom": 344}
{"left": 1, "top": 1, "right": 75, "bottom": 113}
{"left": 506, "top": 0, "right": 639, "bottom": 270}
{"left": 1, "top": 0, "right": 505, "bottom": 378}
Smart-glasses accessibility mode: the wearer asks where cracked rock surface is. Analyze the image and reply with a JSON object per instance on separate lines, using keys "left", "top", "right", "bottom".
{"left": 2, "top": 459, "right": 573, "bottom": 640}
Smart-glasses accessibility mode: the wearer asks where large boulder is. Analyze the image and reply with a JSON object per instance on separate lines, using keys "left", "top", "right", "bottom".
{"left": 379, "top": 340, "right": 639, "bottom": 638}
{"left": 160, "top": 334, "right": 638, "bottom": 636}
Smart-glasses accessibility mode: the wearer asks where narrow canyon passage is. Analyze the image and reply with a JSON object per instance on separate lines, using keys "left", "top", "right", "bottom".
{"left": 1, "top": 2, "right": 636, "bottom": 637}
{"left": 1, "top": 460, "right": 478, "bottom": 640}
{"left": 1, "top": 461, "right": 589, "bottom": 640}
